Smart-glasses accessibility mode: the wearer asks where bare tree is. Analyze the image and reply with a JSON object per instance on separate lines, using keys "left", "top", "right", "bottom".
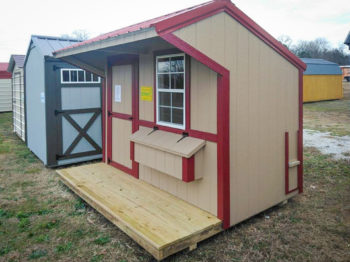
{"left": 278, "top": 35, "right": 293, "bottom": 50}
{"left": 61, "top": 30, "right": 90, "bottom": 41}
{"left": 290, "top": 37, "right": 350, "bottom": 65}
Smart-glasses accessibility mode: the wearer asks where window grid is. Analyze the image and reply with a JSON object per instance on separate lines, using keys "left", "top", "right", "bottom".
{"left": 61, "top": 68, "right": 101, "bottom": 84}
{"left": 156, "top": 54, "right": 186, "bottom": 130}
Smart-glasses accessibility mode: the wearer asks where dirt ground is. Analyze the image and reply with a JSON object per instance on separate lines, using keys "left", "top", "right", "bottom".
{"left": 0, "top": 83, "right": 350, "bottom": 261}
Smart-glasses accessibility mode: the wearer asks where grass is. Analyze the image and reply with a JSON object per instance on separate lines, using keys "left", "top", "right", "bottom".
{"left": 1, "top": 101, "right": 350, "bottom": 261}
{"left": 303, "top": 82, "right": 350, "bottom": 136}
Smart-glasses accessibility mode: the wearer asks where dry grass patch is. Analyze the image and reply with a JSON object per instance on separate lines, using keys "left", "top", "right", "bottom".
{"left": 304, "top": 82, "right": 350, "bottom": 136}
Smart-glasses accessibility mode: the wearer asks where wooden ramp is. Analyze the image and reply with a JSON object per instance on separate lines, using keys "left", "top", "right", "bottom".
{"left": 56, "top": 163, "right": 222, "bottom": 260}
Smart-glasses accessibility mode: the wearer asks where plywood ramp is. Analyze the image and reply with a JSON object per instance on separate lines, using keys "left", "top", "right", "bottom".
{"left": 56, "top": 163, "right": 222, "bottom": 260}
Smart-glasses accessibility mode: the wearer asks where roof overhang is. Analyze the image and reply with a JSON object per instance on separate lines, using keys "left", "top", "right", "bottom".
{"left": 55, "top": 27, "right": 157, "bottom": 59}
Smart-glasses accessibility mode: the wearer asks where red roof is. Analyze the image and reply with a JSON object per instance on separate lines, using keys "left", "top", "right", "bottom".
{"left": 54, "top": 0, "right": 306, "bottom": 71}
{"left": 55, "top": 1, "right": 213, "bottom": 53}
{"left": 0, "top": 63, "right": 9, "bottom": 72}
{"left": 0, "top": 63, "right": 12, "bottom": 78}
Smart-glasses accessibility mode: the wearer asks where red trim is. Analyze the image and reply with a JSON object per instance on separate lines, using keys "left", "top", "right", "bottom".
{"left": 107, "top": 67, "right": 113, "bottom": 163}
{"left": 102, "top": 80, "right": 106, "bottom": 162}
{"left": 298, "top": 70, "right": 303, "bottom": 193}
{"left": 216, "top": 74, "right": 230, "bottom": 229}
{"left": 182, "top": 156, "right": 195, "bottom": 182}
{"left": 285, "top": 131, "right": 298, "bottom": 194}
{"left": 185, "top": 55, "right": 191, "bottom": 129}
{"left": 155, "top": 2, "right": 226, "bottom": 35}
{"left": 109, "top": 160, "right": 134, "bottom": 175}
{"left": 0, "top": 74, "right": 12, "bottom": 79}
{"left": 110, "top": 112, "right": 132, "bottom": 120}
{"left": 285, "top": 131, "right": 289, "bottom": 194}
{"left": 160, "top": 33, "right": 230, "bottom": 229}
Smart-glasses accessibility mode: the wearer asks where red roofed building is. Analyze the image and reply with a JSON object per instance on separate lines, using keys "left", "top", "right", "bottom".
{"left": 54, "top": 0, "right": 306, "bottom": 259}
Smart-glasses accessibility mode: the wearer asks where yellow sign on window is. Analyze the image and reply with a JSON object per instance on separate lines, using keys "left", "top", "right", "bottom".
{"left": 140, "top": 86, "right": 153, "bottom": 101}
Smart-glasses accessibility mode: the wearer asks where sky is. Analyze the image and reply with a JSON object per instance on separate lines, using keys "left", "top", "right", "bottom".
{"left": 0, "top": 0, "right": 349, "bottom": 62}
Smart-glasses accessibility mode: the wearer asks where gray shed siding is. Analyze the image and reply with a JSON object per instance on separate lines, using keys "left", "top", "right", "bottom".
{"left": 0, "top": 78, "right": 12, "bottom": 112}
{"left": 25, "top": 45, "right": 47, "bottom": 164}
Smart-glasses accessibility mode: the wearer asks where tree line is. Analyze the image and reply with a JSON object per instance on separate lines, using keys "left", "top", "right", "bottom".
{"left": 278, "top": 35, "right": 350, "bottom": 65}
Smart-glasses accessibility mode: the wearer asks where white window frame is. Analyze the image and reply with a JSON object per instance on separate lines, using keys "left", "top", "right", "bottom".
{"left": 156, "top": 53, "right": 186, "bottom": 130}
{"left": 60, "top": 68, "right": 101, "bottom": 84}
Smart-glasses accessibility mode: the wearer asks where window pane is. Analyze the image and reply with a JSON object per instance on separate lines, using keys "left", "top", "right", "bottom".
{"left": 170, "top": 56, "right": 184, "bottom": 72}
{"left": 157, "top": 57, "right": 169, "bottom": 73}
{"left": 86, "top": 72, "right": 92, "bottom": 82}
{"left": 159, "top": 92, "right": 170, "bottom": 106}
{"left": 93, "top": 74, "right": 99, "bottom": 82}
{"left": 78, "top": 71, "right": 84, "bottom": 82}
{"left": 171, "top": 93, "right": 183, "bottom": 108}
{"left": 62, "top": 70, "right": 69, "bottom": 82}
{"left": 158, "top": 74, "right": 170, "bottom": 89}
{"left": 159, "top": 107, "right": 171, "bottom": 122}
{"left": 70, "top": 70, "right": 77, "bottom": 82}
{"left": 172, "top": 108, "right": 183, "bottom": 125}
{"left": 171, "top": 74, "right": 184, "bottom": 89}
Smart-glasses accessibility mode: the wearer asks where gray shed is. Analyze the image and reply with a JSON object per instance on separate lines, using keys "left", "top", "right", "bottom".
{"left": 8, "top": 55, "right": 26, "bottom": 141}
{"left": 24, "top": 35, "right": 103, "bottom": 167}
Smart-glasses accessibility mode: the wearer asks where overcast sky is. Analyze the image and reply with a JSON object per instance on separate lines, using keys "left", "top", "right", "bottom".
{"left": 0, "top": 0, "right": 349, "bottom": 61}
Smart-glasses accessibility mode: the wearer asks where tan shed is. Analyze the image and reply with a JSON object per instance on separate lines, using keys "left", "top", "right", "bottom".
{"left": 54, "top": 0, "right": 306, "bottom": 259}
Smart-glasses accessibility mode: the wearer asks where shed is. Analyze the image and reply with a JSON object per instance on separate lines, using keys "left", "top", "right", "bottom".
{"left": 340, "top": 65, "right": 350, "bottom": 82}
{"left": 0, "top": 63, "right": 12, "bottom": 112}
{"left": 54, "top": 0, "right": 306, "bottom": 259}
{"left": 24, "top": 35, "right": 103, "bottom": 167}
{"left": 8, "top": 55, "right": 26, "bottom": 141}
{"left": 301, "top": 58, "right": 343, "bottom": 102}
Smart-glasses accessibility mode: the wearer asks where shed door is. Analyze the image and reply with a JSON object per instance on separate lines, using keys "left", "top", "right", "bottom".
{"left": 107, "top": 59, "right": 138, "bottom": 178}
{"left": 55, "top": 68, "right": 102, "bottom": 164}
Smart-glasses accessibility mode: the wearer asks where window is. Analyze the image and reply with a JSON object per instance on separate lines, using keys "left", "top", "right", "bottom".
{"left": 61, "top": 69, "right": 100, "bottom": 84}
{"left": 156, "top": 54, "right": 185, "bottom": 129}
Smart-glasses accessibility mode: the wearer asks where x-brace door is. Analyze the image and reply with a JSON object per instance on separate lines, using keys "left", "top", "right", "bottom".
{"left": 56, "top": 108, "right": 102, "bottom": 160}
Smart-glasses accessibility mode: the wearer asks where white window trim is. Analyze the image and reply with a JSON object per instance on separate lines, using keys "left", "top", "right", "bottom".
{"left": 60, "top": 68, "right": 101, "bottom": 84}
{"left": 156, "top": 53, "right": 186, "bottom": 130}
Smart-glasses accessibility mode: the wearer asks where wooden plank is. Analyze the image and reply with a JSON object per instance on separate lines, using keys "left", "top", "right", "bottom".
{"left": 130, "top": 128, "right": 206, "bottom": 158}
{"left": 56, "top": 163, "right": 222, "bottom": 260}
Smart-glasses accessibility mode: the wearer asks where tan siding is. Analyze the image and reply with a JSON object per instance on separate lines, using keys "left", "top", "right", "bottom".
{"left": 112, "top": 65, "right": 132, "bottom": 115}
{"left": 135, "top": 143, "right": 183, "bottom": 180}
{"left": 190, "top": 58, "right": 217, "bottom": 134}
{"left": 174, "top": 12, "right": 299, "bottom": 226}
{"left": 139, "top": 141, "right": 218, "bottom": 215}
{"left": 139, "top": 54, "right": 154, "bottom": 121}
{"left": 112, "top": 118, "right": 132, "bottom": 168}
